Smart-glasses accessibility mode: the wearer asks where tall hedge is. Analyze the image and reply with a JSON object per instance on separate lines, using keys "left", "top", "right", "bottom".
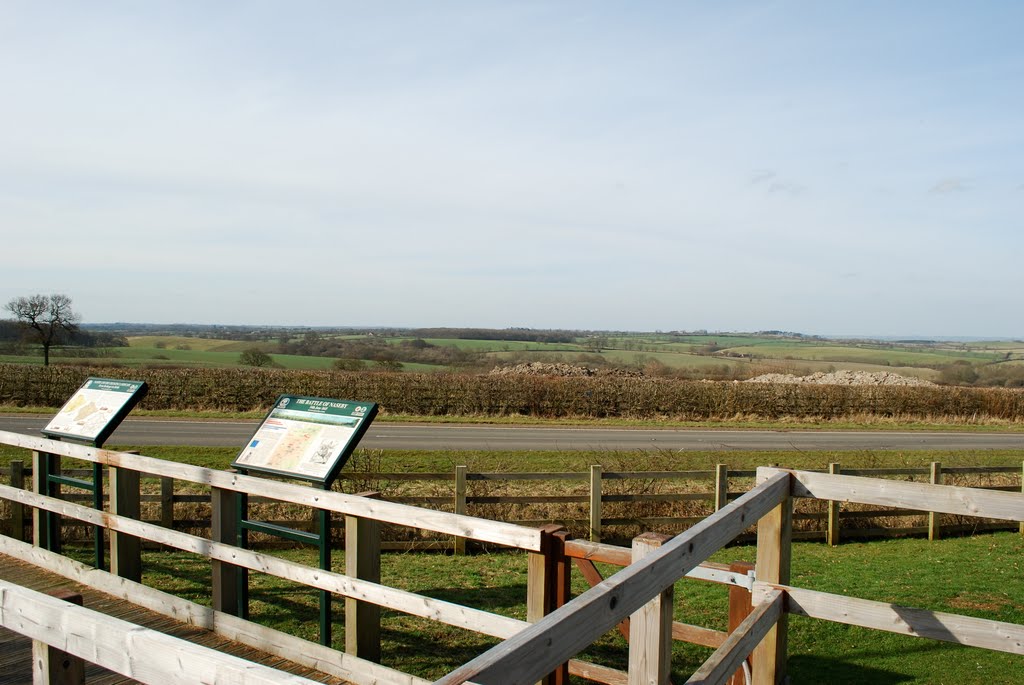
{"left": 1, "top": 364, "right": 1022, "bottom": 420}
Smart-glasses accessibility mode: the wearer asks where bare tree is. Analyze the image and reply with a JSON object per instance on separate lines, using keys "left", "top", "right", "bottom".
{"left": 4, "top": 294, "right": 80, "bottom": 366}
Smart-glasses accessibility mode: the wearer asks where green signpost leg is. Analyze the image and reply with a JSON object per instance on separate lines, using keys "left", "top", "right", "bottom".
{"left": 319, "top": 497, "right": 331, "bottom": 646}
{"left": 45, "top": 453, "right": 61, "bottom": 554}
{"left": 92, "top": 462, "right": 104, "bottom": 570}
{"left": 237, "top": 488, "right": 250, "bottom": 621}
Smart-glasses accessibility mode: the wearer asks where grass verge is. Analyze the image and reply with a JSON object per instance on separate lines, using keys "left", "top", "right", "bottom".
{"left": 4, "top": 402, "right": 1024, "bottom": 432}
{"left": 3, "top": 445, "right": 1023, "bottom": 473}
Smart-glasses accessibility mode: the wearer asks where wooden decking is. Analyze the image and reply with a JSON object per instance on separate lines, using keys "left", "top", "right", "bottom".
{"left": 0, "top": 554, "right": 350, "bottom": 684}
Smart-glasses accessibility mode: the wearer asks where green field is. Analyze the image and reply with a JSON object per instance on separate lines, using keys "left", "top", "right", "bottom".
{"left": 418, "top": 337, "right": 584, "bottom": 353}
{"left": 2, "top": 336, "right": 448, "bottom": 372}
{"left": 4, "top": 330, "right": 1024, "bottom": 386}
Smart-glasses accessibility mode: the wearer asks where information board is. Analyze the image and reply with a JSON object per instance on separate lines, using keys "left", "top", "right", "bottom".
{"left": 232, "top": 395, "right": 378, "bottom": 484}
{"left": 42, "top": 377, "right": 149, "bottom": 446}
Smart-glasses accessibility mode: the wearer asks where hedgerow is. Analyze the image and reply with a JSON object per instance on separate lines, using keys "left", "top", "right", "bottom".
{"left": 1, "top": 364, "right": 1022, "bottom": 420}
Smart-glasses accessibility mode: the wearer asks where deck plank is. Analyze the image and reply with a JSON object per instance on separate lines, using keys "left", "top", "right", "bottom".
{"left": 0, "top": 554, "right": 350, "bottom": 684}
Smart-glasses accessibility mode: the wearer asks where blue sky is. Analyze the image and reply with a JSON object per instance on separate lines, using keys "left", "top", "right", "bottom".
{"left": 1, "top": 2, "right": 1022, "bottom": 336}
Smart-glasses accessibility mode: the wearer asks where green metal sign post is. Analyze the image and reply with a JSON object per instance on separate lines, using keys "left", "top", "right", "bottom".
{"left": 40, "top": 377, "right": 149, "bottom": 568}
{"left": 230, "top": 394, "right": 378, "bottom": 646}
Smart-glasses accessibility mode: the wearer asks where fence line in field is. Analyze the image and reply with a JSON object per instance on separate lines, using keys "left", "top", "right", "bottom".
{"left": 4, "top": 460, "right": 1021, "bottom": 548}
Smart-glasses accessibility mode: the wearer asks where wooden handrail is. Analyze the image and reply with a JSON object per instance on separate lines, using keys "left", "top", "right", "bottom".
{"left": 769, "top": 467, "right": 1024, "bottom": 522}
{"left": 0, "top": 430, "right": 541, "bottom": 551}
{"left": 433, "top": 472, "right": 791, "bottom": 685}
{"left": 0, "top": 482, "right": 530, "bottom": 639}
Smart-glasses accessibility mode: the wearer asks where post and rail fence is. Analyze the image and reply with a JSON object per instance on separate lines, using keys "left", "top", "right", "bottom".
{"left": 3, "top": 459, "right": 1020, "bottom": 549}
{"left": 0, "top": 428, "right": 1022, "bottom": 684}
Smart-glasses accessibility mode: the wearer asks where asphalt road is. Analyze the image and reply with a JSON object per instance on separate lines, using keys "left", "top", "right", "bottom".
{"left": 2, "top": 415, "right": 1023, "bottom": 451}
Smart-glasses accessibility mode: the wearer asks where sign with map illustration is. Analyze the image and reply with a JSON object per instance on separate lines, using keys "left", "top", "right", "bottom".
{"left": 42, "top": 377, "right": 149, "bottom": 446}
{"left": 232, "top": 395, "right": 378, "bottom": 484}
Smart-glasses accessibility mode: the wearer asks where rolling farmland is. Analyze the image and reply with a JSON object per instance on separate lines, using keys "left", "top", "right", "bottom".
{"left": 1, "top": 328, "right": 1022, "bottom": 388}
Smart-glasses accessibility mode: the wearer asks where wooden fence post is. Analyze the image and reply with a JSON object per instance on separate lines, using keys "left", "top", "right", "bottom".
{"left": 929, "top": 462, "right": 942, "bottom": 541}
{"left": 715, "top": 464, "right": 729, "bottom": 511}
{"left": 346, "top": 492, "right": 382, "bottom": 662}
{"left": 727, "top": 561, "right": 756, "bottom": 685}
{"left": 752, "top": 487, "right": 791, "bottom": 685}
{"left": 109, "top": 465, "right": 141, "bottom": 582}
{"left": 527, "top": 524, "right": 571, "bottom": 685}
{"left": 590, "top": 465, "right": 602, "bottom": 542}
{"left": 211, "top": 486, "right": 240, "bottom": 616}
{"left": 627, "top": 532, "right": 674, "bottom": 685}
{"left": 827, "top": 463, "right": 841, "bottom": 546}
{"left": 9, "top": 460, "right": 25, "bottom": 542}
{"left": 33, "top": 590, "right": 85, "bottom": 685}
{"left": 454, "top": 465, "right": 468, "bottom": 555}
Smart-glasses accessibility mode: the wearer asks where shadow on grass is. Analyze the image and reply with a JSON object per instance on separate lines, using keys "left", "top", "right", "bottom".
{"left": 787, "top": 653, "right": 920, "bottom": 684}
{"left": 408, "top": 583, "right": 529, "bottom": 612}
{"left": 379, "top": 625, "right": 502, "bottom": 679}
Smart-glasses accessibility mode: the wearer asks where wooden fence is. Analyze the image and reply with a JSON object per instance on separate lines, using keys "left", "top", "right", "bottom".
{"left": 0, "top": 429, "right": 761, "bottom": 685}
{"left": 4, "top": 461, "right": 1021, "bottom": 548}
{"left": 437, "top": 467, "right": 1024, "bottom": 685}
{"left": 1, "top": 429, "right": 1023, "bottom": 684}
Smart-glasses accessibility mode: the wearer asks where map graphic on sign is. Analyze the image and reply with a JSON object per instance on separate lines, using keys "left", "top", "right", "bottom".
{"left": 233, "top": 395, "right": 377, "bottom": 483}
{"left": 43, "top": 378, "right": 148, "bottom": 445}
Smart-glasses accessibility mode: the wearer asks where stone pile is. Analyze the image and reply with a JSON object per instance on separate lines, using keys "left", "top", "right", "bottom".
{"left": 489, "top": 362, "right": 644, "bottom": 378}
{"left": 744, "top": 370, "right": 935, "bottom": 386}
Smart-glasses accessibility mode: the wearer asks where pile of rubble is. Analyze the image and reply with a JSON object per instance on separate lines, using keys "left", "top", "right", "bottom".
{"left": 489, "top": 362, "right": 644, "bottom": 378}
{"left": 744, "top": 370, "right": 936, "bottom": 386}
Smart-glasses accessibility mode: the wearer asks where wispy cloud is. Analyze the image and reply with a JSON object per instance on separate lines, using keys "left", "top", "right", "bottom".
{"left": 749, "top": 169, "right": 805, "bottom": 195}
{"left": 767, "top": 180, "right": 806, "bottom": 195}
{"left": 929, "top": 177, "right": 969, "bottom": 194}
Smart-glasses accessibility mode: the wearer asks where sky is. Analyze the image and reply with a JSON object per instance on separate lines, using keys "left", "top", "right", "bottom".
{"left": 1, "top": 2, "right": 1022, "bottom": 337}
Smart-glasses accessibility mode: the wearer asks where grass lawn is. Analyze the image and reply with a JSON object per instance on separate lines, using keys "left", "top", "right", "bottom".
{"left": 122, "top": 532, "right": 1024, "bottom": 683}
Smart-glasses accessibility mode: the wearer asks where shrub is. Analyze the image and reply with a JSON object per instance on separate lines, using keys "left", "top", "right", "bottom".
{"left": 239, "top": 348, "right": 273, "bottom": 367}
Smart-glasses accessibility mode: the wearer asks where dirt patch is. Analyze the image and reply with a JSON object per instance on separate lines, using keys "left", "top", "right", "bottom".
{"left": 744, "top": 370, "right": 936, "bottom": 387}
{"left": 947, "top": 592, "right": 1013, "bottom": 613}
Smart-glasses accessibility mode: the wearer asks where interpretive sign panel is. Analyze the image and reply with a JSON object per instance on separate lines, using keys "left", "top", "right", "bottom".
{"left": 232, "top": 395, "right": 378, "bottom": 484}
{"left": 42, "top": 377, "right": 149, "bottom": 446}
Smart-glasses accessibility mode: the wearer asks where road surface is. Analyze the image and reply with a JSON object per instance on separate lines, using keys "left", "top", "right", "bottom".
{"left": 2, "top": 415, "right": 1023, "bottom": 451}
